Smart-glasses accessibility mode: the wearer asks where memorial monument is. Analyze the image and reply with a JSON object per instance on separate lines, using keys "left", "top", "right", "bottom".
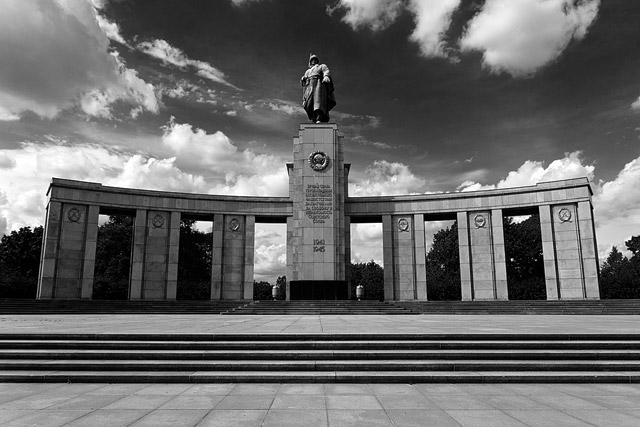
{"left": 35, "top": 55, "right": 600, "bottom": 303}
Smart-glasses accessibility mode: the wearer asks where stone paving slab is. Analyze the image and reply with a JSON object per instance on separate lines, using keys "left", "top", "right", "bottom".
{"left": 1, "top": 314, "right": 640, "bottom": 335}
{"left": 0, "top": 383, "right": 639, "bottom": 426}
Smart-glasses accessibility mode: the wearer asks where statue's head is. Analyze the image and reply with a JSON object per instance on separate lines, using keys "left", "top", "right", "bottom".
{"left": 309, "top": 53, "right": 319, "bottom": 66}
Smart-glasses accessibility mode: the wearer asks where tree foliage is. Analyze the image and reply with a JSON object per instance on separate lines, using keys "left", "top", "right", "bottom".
{"left": 0, "top": 226, "right": 43, "bottom": 298}
{"left": 350, "top": 260, "right": 384, "bottom": 301}
{"left": 426, "top": 222, "right": 461, "bottom": 300}
{"left": 504, "top": 215, "right": 546, "bottom": 300}
{"left": 600, "top": 245, "right": 640, "bottom": 299}
{"left": 176, "top": 220, "right": 212, "bottom": 300}
{"left": 93, "top": 215, "right": 132, "bottom": 300}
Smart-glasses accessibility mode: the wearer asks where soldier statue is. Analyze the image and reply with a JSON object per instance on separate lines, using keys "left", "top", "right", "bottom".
{"left": 301, "top": 54, "right": 336, "bottom": 123}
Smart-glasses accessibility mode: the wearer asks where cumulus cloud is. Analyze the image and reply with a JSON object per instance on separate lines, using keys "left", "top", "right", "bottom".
{"left": 161, "top": 117, "right": 289, "bottom": 196}
{"left": 457, "top": 151, "right": 594, "bottom": 191}
{"left": 633, "top": 97, "right": 640, "bottom": 110}
{"left": 408, "top": 0, "right": 461, "bottom": 58}
{"left": 460, "top": 0, "right": 600, "bottom": 77}
{"left": 349, "top": 160, "right": 427, "bottom": 196}
{"left": 594, "top": 157, "right": 640, "bottom": 225}
{"left": 0, "top": 0, "right": 159, "bottom": 120}
{"left": 329, "top": 0, "right": 404, "bottom": 31}
{"left": 350, "top": 223, "right": 383, "bottom": 264}
{"left": 137, "top": 39, "right": 237, "bottom": 88}
{"left": 0, "top": 142, "right": 207, "bottom": 232}
{"left": 253, "top": 226, "right": 287, "bottom": 282}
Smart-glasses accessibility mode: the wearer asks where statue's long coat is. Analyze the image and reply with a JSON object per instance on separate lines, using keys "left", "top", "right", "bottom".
{"left": 302, "top": 63, "right": 336, "bottom": 122}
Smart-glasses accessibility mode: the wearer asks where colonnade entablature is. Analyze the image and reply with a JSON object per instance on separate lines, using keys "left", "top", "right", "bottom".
{"left": 37, "top": 124, "right": 599, "bottom": 303}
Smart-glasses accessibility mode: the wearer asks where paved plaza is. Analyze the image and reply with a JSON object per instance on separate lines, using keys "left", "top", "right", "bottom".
{"left": 1, "top": 314, "right": 640, "bottom": 426}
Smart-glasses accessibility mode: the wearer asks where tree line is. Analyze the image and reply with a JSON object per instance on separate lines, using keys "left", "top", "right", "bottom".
{"left": 1, "top": 215, "right": 639, "bottom": 300}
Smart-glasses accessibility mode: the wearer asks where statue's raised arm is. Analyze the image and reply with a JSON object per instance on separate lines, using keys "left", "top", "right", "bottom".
{"left": 301, "top": 54, "right": 336, "bottom": 123}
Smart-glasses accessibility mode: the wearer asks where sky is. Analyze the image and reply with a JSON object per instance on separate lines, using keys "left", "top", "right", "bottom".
{"left": 1, "top": 0, "right": 640, "bottom": 282}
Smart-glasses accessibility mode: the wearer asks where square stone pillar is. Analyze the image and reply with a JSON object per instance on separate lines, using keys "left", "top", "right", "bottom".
{"left": 165, "top": 211, "right": 181, "bottom": 300}
{"left": 210, "top": 214, "right": 224, "bottom": 300}
{"left": 37, "top": 201, "right": 61, "bottom": 299}
{"left": 243, "top": 215, "right": 256, "bottom": 300}
{"left": 541, "top": 203, "right": 600, "bottom": 300}
{"left": 380, "top": 214, "right": 426, "bottom": 301}
{"left": 286, "top": 216, "right": 294, "bottom": 301}
{"left": 414, "top": 214, "right": 427, "bottom": 300}
{"left": 142, "top": 211, "right": 172, "bottom": 300}
{"left": 39, "top": 203, "right": 96, "bottom": 299}
{"left": 539, "top": 205, "right": 559, "bottom": 300}
{"left": 345, "top": 215, "right": 352, "bottom": 299}
{"left": 491, "top": 209, "right": 508, "bottom": 300}
{"left": 219, "top": 215, "right": 253, "bottom": 300}
{"left": 129, "top": 209, "right": 147, "bottom": 300}
{"left": 577, "top": 201, "right": 600, "bottom": 299}
{"left": 457, "top": 210, "right": 508, "bottom": 301}
{"left": 80, "top": 205, "right": 100, "bottom": 299}
{"left": 382, "top": 215, "right": 394, "bottom": 300}
{"left": 457, "top": 211, "right": 473, "bottom": 301}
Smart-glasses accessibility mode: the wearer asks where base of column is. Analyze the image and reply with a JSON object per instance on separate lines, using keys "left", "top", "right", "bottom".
{"left": 289, "top": 280, "right": 348, "bottom": 300}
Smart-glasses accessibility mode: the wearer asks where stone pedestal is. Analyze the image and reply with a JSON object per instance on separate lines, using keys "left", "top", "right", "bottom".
{"left": 286, "top": 123, "right": 349, "bottom": 299}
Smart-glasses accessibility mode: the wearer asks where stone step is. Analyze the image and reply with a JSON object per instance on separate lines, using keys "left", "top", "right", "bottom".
{"left": 3, "top": 359, "right": 640, "bottom": 371}
{"left": 1, "top": 370, "right": 639, "bottom": 383}
{"left": 2, "top": 349, "right": 640, "bottom": 360}
{"left": 1, "top": 340, "right": 638, "bottom": 350}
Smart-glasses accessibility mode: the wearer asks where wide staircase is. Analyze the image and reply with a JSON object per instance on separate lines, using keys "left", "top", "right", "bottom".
{"left": 0, "top": 333, "right": 639, "bottom": 383}
{"left": 227, "top": 300, "right": 415, "bottom": 315}
{"left": 0, "top": 299, "right": 249, "bottom": 314}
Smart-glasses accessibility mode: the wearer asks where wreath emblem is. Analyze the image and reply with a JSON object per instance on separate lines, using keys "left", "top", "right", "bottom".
{"left": 228, "top": 218, "right": 241, "bottom": 232}
{"left": 474, "top": 214, "right": 486, "bottom": 228}
{"left": 67, "top": 207, "right": 81, "bottom": 223}
{"left": 397, "top": 218, "right": 409, "bottom": 232}
{"left": 558, "top": 208, "right": 572, "bottom": 223}
{"left": 151, "top": 214, "right": 165, "bottom": 228}
{"left": 308, "top": 150, "right": 329, "bottom": 171}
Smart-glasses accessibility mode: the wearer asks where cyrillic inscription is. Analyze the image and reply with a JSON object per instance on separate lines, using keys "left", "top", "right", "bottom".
{"left": 305, "top": 184, "right": 332, "bottom": 223}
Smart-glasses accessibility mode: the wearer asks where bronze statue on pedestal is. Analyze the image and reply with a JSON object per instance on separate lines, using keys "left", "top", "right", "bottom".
{"left": 301, "top": 54, "right": 336, "bottom": 123}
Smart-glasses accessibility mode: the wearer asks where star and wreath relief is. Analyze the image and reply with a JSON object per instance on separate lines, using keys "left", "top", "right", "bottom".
{"left": 308, "top": 150, "right": 329, "bottom": 171}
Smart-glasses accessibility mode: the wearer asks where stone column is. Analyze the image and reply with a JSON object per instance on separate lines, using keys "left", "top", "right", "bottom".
{"left": 243, "top": 215, "right": 255, "bottom": 300}
{"left": 539, "top": 205, "right": 559, "bottom": 300}
{"left": 51, "top": 204, "right": 92, "bottom": 299}
{"left": 286, "top": 216, "right": 294, "bottom": 301}
{"left": 80, "top": 205, "right": 100, "bottom": 299}
{"left": 129, "top": 209, "right": 147, "bottom": 300}
{"left": 210, "top": 214, "right": 224, "bottom": 300}
{"left": 382, "top": 215, "right": 394, "bottom": 301}
{"left": 457, "top": 211, "right": 473, "bottom": 301}
{"left": 542, "top": 203, "right": 600, "bottom": 300}
{"left": 491, "top": 209, "right": 508, "bottom": 300}
{"left": 142, "top": 210, "right": 172, "bottom": 300}
{"left": 577, "top": 201, "right": 600, "bottom": 299}
{"left": 414, "top": 214, "right": 427, "bottom": 300}
{"left": 344, "top": 215, "right": 352, "bottom": 299}
{"left": 165, "top": 211, "right": 181, "bottom": 300}
{"left": 221, "top": 215, "right": 251, "bottom": 300}
{"left": 37, "top": 201, "right": 62, "bottom": 299}
{"left": 457, "top": 210, "right": 507, "bottom": 301}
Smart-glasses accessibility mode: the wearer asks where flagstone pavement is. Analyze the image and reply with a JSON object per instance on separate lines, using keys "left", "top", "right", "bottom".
{"left": 1, "top": 314, "right": 640, "bottom": 426}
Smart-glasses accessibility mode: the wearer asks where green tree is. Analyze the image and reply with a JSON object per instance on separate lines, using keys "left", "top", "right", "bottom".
{"left": 253, "top": 280, "right": 272, "bottom": 300}
{"left": 177, "top": 220, "right": 212, "bottom": 300}
{"left": 600, "top": 246, "right": 640, "bottom": 299}
{"left": 93, "top": 216, "right": 132, "bottom": 300}
{"left": 350, "top": 260, "right": 384, "bottom": 301}
{"left": 0, "top": 226, "right": 43, "bottom": 298}
{"left": 503, "top": 215, "right": 546, "bottom": 300}
{"left": 425, "top": 222, "right": 461, "bottom": 300}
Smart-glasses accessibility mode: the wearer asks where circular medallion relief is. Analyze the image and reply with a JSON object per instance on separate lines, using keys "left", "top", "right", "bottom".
{"left": 558, "top": 208, "right": 572, "bottom": 223}
{"left": 397, "top": 218, "right": 409, "bottom": 232}
{"left": 151, "top": 214, "right": 165, "bottom": 228}
{"left": 228, "top": 218, "right": 241, "bottom": 232}
{"left": 67, "top": 207, "right": 81, "bottom": 223}
{"left": 308, "top": 150, "right": 329, "bottom": 171}
{"left": 474, "top": 214, "right": 486, "bottom": 228}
